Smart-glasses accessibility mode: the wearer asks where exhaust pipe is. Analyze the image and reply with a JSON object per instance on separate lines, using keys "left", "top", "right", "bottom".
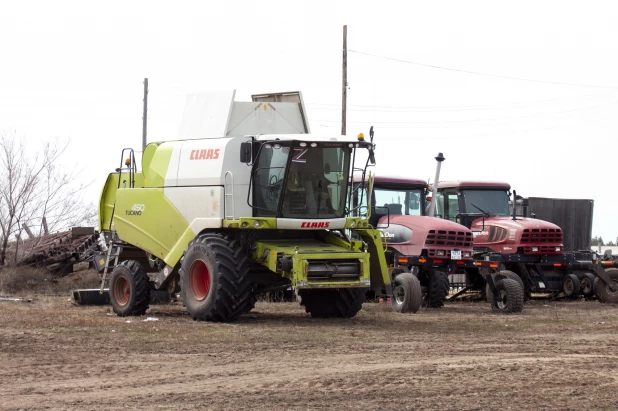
{"left": 427, "top": 152, "right": 445, "bottom": 217}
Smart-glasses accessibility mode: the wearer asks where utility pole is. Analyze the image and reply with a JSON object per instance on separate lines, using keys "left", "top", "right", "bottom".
{"left": 142, "top": 78, "right": 148, "bottom": 150}
{"left": 341, "top": 25, "right": 347, "bottom": 136}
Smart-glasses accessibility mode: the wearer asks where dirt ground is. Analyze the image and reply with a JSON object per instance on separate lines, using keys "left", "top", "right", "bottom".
{"left": 0, "top": 296, "right": 617, "bottom": 411}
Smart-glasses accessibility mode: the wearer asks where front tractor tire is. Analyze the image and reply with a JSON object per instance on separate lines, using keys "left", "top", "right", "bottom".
{"left": 491, "top": 278, "right": 524, "bottom": 314}
{"left": 391, "top": 273, "right": 422, "bottom": 314}
{"left": 109, "top": 260, "right": 151, "bottom": 317}
{"left": 299, "top": 288, "right": 366, "bottom": 318}
{"left": 180, "top": 233, "right": 255, "bottom": 322}
{"left": 594, "top": 268, "right": 618, "bottom": 304}
{"left": 486, "top": 270, "right": 524, "bottom": 304}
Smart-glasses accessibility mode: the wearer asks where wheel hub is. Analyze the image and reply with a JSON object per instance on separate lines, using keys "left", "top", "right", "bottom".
{"left": 393, "top": 285, "right": 405, "bottom": 304}
{"left": 497, "top": 290, "right": 508, "bottom": 310}
{"left": 189, "top": 259, "right": 211, "bottom": 301}
{"left": 113, "top": 276, "right": 130, "bottom": 306}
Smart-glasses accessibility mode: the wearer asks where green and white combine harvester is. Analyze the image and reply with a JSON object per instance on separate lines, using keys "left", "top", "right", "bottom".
{"left": 94, "top": 91, "right": 425, "bottom": 321}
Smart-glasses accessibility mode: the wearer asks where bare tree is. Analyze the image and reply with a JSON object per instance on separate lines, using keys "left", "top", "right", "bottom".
{"left": 0, "top": 131, "right": 96, "bottom": 265}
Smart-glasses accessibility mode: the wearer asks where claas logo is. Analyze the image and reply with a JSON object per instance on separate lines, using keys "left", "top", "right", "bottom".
{"left": 300, "top": 221, "right": 330, "bottom": 228}
{"left": 190, "top": 149, "right": 220, "bottom": 160}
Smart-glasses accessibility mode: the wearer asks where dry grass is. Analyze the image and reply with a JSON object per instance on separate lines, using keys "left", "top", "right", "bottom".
{"left": 0, "top": 266, "right": 100, "bottom": 296}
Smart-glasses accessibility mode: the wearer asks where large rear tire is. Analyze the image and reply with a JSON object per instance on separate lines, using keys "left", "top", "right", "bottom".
{"left": 562, "top": 274, "right": 581, "bottom": 299}
{"left": 109, "top": 260, "right": 150, "bottom": 317}
{"left": 180, "top": 233, "right": 254, "bottom": 322}
{"left": 426, "top": 270, "right": 449, "bottom": 308}
{"left": 594, "top": 268, "right": 618, "bottom": 304}
{"left": 391, "top": 273, "right": 422, "bottom": 313}
{"left": 491, "top": 278, "right": 524, "bottom": 313}
{"left": 299, "top": 288, "right": 366, "bottom": 318}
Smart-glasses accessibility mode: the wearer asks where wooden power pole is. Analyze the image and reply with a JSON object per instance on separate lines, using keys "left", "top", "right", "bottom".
{"left": 341, "top": 25, "right": 347, "bottom": 136}
{"left": 142, "top": 78, "right": 148, "bottom": 150}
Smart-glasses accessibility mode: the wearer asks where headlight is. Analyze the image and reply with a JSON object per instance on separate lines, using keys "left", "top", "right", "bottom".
{"left": 532, "top": 247, "right": 539, "bottom": 252}
{"left": 555, "top": 247, "right": 561, "bottom": 252}
{"left": 350, "top": 220, "right": 356, "bottom": 227}
{"left": 436, "top": 250, "right": 446, "bottom": 256}
{"left": 463, "top": 251, "right": 471, "bottom": 258}
{"left": 253, "top": 220, "right": 261, "bottom": 228}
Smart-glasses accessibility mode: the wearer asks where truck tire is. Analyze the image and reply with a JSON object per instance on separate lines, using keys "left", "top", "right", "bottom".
{"left": 109, "top": 260, "right": 150, "bottom": 317}
{"left": 180, "top": 233, "right": 254, "bottom": 322}
{"left": 299, "top": 288, "right": 366, "bottom": 318}
{"left": 512, "top": 264, "right": 533, "bottom": 301}
{"left": 562, "top": 274, "right": 581, "bottom": 299}
{"left": 579, "top": 273, "right": 596, "bottom": 298}
{"left": 593, "top": 268, "right": 618, "bottom": 304}
{"left": 427, "top": 270, "right": 449, "bottom": 308}
{"left": 486, "top": 271, "right": 524, "bottom": 303}
{"left": 491, "top": 278, "right": 524, "bottom": 313}
{"left": 390, "top": 273, "right": 422, "bottom": 314}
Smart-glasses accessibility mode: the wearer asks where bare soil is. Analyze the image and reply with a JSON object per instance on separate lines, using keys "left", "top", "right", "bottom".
{"left": 0, "top": 297, "right": 617, "bottom": 410}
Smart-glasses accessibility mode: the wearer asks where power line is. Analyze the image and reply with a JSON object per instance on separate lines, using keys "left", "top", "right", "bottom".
{"left": 306, "top": 92, "right": 616, "bottom": 113}
{"left": 312, "top": 99, "right": 618, "bottom": 129}
{"left": 348, "top": 49, "right": 618, "bottom": 90}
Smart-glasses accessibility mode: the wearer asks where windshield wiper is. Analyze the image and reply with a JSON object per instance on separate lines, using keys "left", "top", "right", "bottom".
{"left": 470, "top": 202, "right": 491, "bottom": 217}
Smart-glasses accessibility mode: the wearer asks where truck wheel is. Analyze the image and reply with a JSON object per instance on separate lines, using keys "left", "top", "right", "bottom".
{"left": 427, "top": 270, "right": 449, "bottom": 308}
{"left": 109, "top": 260, "right": 150, "bottom": 317}
{"left": 593, "top": 268, "right": 618, "bottom": 304}
{"left": 391, "top": 273, "right": 422, "bottom": 313}
{"left": 491, "top": 278, "right": 524, "bottom": 313}
{"left": 299, "top": 288, "right": 366, "bottom": 318}
{"left": 512, "top": 264, "right": 533, "bottom": 301}
{"left": 562, "top": 274, "right": 581, "bottom": 299}
{"left": 180, "top": 233, "right": 254, "bottom": 322}
{"left": 486, "top": 271, "right": 524, "bottom": 303}
{"left": 579, "top": 273, "right": 596, "bottom": 298}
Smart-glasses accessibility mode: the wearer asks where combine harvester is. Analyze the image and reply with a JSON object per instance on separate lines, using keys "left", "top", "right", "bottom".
{"left": 89, "top": 91, "right": 427, "bottom": 320}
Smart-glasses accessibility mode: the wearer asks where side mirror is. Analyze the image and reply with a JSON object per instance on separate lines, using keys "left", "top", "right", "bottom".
{"left": 240, "top": 142, "right": 252, "bottom": 163}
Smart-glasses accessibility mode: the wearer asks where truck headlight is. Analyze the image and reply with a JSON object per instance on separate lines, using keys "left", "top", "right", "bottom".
{"left": 532, "top": 247, "right": 539, "bottom": 252}
{"left": 436, "top": 250, "right": 446, "bottom": 256}
{"left": 555, "top": 247, "right": 561, "bottom": 252}
{"left": 463, "top": 251, "right": 471, "bottom": 258}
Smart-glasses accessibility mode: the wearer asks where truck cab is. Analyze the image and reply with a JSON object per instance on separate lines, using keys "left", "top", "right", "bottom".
{"left": 353, "top": 176, "right": 474, "bottom": 307}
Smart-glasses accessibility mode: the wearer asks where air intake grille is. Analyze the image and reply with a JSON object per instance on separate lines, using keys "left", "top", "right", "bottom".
{"left": 521, "top": 228, "right": 562, "bottom": 244}
{"left": 426, "top": 230, "right": 473, "bottom": 247}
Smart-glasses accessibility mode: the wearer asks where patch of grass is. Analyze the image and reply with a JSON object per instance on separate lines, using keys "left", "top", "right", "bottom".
{"left": 0, "top": 266, "right": 100, "bottom": 296}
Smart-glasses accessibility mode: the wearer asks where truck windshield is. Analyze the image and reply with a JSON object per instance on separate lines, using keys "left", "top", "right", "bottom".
{"left": 374, "top": 188, "right": 423, "bottom": 216}
{"left": 462, "top": 189, "right": 509, "bottom": 216}
{"left": 253, "top": 143, "right": 351, "bottom": 219}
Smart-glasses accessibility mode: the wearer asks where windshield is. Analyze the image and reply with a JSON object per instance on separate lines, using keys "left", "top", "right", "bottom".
{"left": 253, "top": 143, "right": 351, "bottom": 218}
{"left": 374, "top": 188, "right": 423, "bottom": 216}
{"left": 352, "top": 186, "right": 423, "bottom": 216}
{"left": 462, "top": 189, "right": 509, "bottom": 216}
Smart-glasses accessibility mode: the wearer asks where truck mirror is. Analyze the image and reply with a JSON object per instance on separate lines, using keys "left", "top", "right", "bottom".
{"left": 240, "top": 142, "right": 252, "bottom": 163}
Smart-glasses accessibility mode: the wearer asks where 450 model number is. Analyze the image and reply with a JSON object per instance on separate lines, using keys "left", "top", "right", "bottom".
{"left": 126, "top": 204, "right": 145, "bottom": 216}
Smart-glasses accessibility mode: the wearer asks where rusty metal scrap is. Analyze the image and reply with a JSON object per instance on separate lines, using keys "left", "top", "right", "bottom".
{"left": 17, "top": 230, "right": 99, "bottom": 274}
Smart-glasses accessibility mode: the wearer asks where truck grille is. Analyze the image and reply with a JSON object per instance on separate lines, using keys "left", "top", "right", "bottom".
{"left": 523, "top": 245, "right": 561, "bottom": 254}
{"left": 520, "top": 228, "right": 562, "bottom": 244}
{"left": 426, "top": 230, "right": 473, "bottom": 247}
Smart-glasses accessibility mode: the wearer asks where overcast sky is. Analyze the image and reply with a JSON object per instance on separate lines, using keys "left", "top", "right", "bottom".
{"left": 1, "top": 1, "right": 617, "bottom": 242}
